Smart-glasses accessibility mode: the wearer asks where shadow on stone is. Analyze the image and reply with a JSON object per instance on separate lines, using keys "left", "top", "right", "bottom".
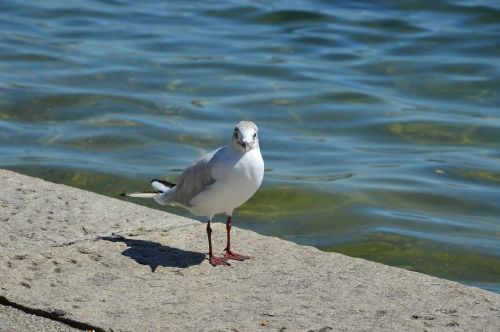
{"left": 100, "top": 235, "right": 205, "bottom": 271}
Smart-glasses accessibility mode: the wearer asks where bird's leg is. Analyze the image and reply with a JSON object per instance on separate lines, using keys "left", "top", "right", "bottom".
{"left": 206, "top": 219, "right": 229, "bottom": 266}
{"left": 224, "top": 216, "right": 250, "bottom": 261}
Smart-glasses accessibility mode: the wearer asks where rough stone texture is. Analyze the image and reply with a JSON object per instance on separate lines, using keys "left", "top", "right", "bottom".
{"left": 0, "top": 304, "right": 77, "bottom": 332}
{"left": 0, "top": 169, "right": 499, "bottom": 331}
{"left": 0, "top": 169, "right": 196, "bottom": 251}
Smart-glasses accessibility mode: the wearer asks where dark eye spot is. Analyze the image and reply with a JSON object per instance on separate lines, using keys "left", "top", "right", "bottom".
{"left": 253, "top": 133, "right": 257, "bottom": 138}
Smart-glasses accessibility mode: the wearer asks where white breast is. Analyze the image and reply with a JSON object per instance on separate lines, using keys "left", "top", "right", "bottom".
{"left": 188, "top": 148, "right": 264, "bottom": 218}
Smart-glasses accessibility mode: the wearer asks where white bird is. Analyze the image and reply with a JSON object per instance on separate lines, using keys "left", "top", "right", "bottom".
{"left": 121, "top": 121, "right": 264, "bottom": 266}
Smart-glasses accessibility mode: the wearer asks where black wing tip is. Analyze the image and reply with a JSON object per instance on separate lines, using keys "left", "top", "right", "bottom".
{"left": 119, "top": 192, "right": 126, "bottom": 197}
{"left": 151, "top": 178, "right": 176, "bottom": 188}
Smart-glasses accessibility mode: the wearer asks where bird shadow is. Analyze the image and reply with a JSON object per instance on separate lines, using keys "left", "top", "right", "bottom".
{"left": 100, "top": 235, "right": 206, "bottom": 271}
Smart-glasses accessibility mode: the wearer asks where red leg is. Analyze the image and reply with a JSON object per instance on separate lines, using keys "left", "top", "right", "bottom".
{"left": 207, "top": 219, "right": 229, "bottom": 266}
{"left": 224, "top": 216, "right": 249, "bottom": 261}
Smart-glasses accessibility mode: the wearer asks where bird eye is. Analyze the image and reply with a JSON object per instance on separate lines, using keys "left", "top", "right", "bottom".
{"left": 253, "top": 133, "right": 257, "bottom": 139}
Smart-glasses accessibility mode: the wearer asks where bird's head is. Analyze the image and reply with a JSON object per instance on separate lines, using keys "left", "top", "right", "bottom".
{"left": 232, "top": 121, "right": 259, "bottom": 153}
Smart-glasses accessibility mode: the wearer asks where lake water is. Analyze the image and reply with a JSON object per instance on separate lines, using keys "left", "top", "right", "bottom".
{"left": 1, "top": 1, "right": 499, "bottom": 293}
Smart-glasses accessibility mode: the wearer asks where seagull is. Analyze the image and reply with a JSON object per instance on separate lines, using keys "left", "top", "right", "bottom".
{"left": 121, "top": 121, "right": 264, "bottom": 266}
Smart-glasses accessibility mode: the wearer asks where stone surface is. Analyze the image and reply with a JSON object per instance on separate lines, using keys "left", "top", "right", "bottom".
{"left": 1, "top": 169, "right": 499, "bottom": 331}
{"left": 0, "top": 169, "right": 196, "bottom": 251}
{"left": 0, "top": 304, "right": 77, "bottom": 332}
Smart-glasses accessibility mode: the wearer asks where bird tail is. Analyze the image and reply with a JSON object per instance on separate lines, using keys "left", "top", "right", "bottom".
{"left": 151, "top": 179, "right": 176, "bottom": 205}
{"left": 119, "top": 191, "right": 159, "bottom": 198}
{"left": 119, "top": 179, "right": 176, "bottom": 201}
{"left": 151, "top": 179, "right": 175, "bottom": 192}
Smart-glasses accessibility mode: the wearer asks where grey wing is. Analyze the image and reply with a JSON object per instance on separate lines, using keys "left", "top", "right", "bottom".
{"left": 173, "top": 148, "right": 219, "bottom": 206}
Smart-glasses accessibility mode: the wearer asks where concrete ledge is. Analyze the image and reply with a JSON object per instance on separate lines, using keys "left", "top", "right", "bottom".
{"left": 1, "top": 169, "right": 499, "bottom": 331}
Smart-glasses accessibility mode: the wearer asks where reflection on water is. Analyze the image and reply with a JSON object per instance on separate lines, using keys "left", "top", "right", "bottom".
{"left": 1, "top": 1, "right": 499, "bottom": 293}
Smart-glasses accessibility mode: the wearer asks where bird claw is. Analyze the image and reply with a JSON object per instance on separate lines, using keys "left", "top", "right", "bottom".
{"left": 224, "top": 249, "right": 250, "bottom": 261}
{"left": 209, "top": 255, "right": 230, "bottom": 266}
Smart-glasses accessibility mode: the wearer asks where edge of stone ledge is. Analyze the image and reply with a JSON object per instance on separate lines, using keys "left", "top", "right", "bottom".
{"left": 1, "top": 167, "right": 497, "bottom": 295}
{"left": 1, "top": 168, "right": 500, "bottom": 332}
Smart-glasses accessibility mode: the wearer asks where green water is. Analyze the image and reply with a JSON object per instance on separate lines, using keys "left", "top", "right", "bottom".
{"left": 1, "top": 1, "right": 499, "bottom": 293}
